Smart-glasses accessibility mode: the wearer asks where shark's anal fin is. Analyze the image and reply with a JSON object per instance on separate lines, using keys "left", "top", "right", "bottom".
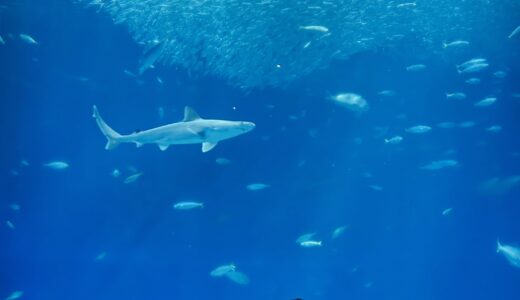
{"left": 183, "top": 107, "right": 201, "bottom": 122}
{"left": 135, "top": 142, "right": 143, "bottom": 148}
{"left": 158, "top": 144, "right": 169, "bottom": 151}
{"left": 202, "top": 142, "right": 217, "bottom": 153}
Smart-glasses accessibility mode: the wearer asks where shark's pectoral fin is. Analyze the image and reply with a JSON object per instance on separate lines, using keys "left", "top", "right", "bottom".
{"left": 158, "top": 144, "right": 169, "bottom": 151}
{"left": 135, "top": 142, "right": 144, "bottom": 148}
{"left": 202, "top": 142, "right": 218, "bottom": 153}
{"left": 188, "top": 127, "right": 206, "bottom": 138}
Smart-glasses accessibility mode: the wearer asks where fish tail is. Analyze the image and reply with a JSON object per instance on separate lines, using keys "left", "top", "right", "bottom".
{"left": 92, "top": 105, "right": 122, "bottom": 150}
{"left": 497, "top": 239, "right": 502, "bottom": 253}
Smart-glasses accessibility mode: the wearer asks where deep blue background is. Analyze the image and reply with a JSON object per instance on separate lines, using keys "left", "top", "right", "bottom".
{"left": 1, "top": 1, "right": 520, "bottom": 299}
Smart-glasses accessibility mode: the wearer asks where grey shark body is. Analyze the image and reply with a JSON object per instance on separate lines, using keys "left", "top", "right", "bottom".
{"left": 93, "top": 105, "right": 255, "bottom": 152}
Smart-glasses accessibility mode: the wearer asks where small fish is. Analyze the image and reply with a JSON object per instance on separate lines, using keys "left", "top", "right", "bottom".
{"left": 406, "top": 125, "right": 431, "bottom": 134}
{"left": 210, "top": 264, "right": 236, "bottom": 277}
{"left": 442, "top": 40, "right": 469, "bottom": 48}
{"left": 330, "top": 93, "right": 369, "bottom": 112}
{"left": 43, "top": 161, "right": 69, "bottom": 170}
{"left": 493, "top": 71, "right": 507, "bottom": 79}
{"left": 465, "top": 78, "right": 480, "bottom": 85}
{"left": 369, "top": 185, "right": 383, "bottom": 191}
{"left": 474, "top": 97, "right": 497, "bottom": 107}
{"left": 173, "top": 201, "right": 203, "bottom": 210}
{"left": 0, "top": 35, "right": 5, "bottom": 45}
{"left": 123, "top": 69, "right": 137, "bottom": 77}
{"left": 396, "top": 2, "right": 416, "bottom": 8}
{"left": 158, "top": 106, "right": 165, "bottom": 119}
{"left": 497, "top": 240, "right": 520, "bottom": 268}
{"left": 296, "top": 232, "right": 316, "bottom": 244}
{"left": 9, "top": 204, "right": 21, "bottom": 211}
{"left": 215, "top": 158, "right": 231, "bottom": 165}
{"left": 123, "top": 172, "right": 142, "bottom": 184}
{"left": 442, "top": 208, "right": 453, "bottom": 216}
{"left": 299, "top": 25, "right": 329, "bottom": 33}
{"left": 6, "top": 220, "right": 15, "bottom": 229}
{"left": 94, "top": 252, "right": 107, "bottom": 261}
{"left": 437, "top": 122, "right": 457, "bottom": 129}
{"left": 457, "top": 58, "right": 487, "bottom": 69}
{"left": 139, "top": 41, "right": 164, "bottom": 75}
{"left": 5, "top": 291, "right": 24, "bottom": 300}
{"left": 406, "top": 64, "right": 426, "bottom": 71}
{"left": 446, "top": 93, "right": 466, "bottom": 100}
{"left": 300, "top": 240, "right": 322, "bottom": 248}
{"left": 384, "top": 135, "right": 403, "bottom": 145}
{"left": 378, "top": 90, "right": 396, "bottom": 97}
{"left": 20, "top": 160, "right": 30, "bottom": 167}
{"left": 246, "top": 183, "right": 270, "bottom": 191}
{"left": 225, "top": 270, "right": 250, "bottom": 285}
{"left": 486, "top": 125, "right": 502, "bottom": 133}
{"left": 459, "top": 121, "right": 476, "bottom": 128}
{"left": 508, "top": 25, "right": 520, "bottom": 39}
{"left": 331, "top": 226, "right": 348, "bottom": 239}
{"left": 421, "top": 159, "right": 458, "bottom": 170}
{"left": 19, "top": 33, "right": 38, "bottom": 45}
{"left": 458, "top": 63, "right": 489, "bottom": 74}
{"left": 111, "top": 168, "right": 121, "bottom": 178}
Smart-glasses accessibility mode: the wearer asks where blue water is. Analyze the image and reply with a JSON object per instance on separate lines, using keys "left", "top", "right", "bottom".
{"left": 1, "top": 1, "right": 520, "bottom": 299}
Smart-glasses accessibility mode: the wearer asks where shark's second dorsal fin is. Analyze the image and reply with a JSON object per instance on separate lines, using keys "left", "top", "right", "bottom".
{"left": 183, "top": 106, "right": 201, "bottom": 122}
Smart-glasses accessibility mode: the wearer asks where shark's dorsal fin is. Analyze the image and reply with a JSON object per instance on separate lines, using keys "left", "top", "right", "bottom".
{"left": 183, "top": 106, "right": 201, "bottom": 122}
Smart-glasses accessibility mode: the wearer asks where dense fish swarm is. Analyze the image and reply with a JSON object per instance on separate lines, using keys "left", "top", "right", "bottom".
{"left": 81, "top": 0, "right": 518, "bottom": 88}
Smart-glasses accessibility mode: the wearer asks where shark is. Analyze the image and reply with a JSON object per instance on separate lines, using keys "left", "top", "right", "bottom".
{"left": 93, "top": 105, "right": 255, "bottom": 152}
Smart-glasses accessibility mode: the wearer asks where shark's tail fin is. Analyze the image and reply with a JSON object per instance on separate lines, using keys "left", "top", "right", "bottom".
{"left": 92, "top": 105, "right": 122, "bottom": 150}
{"left": 497, "top": 239, "right": 502, "bottom": 253}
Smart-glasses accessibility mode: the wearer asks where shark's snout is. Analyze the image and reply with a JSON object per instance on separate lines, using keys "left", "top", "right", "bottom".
{"left": 240, "top": 121, "right": 256, "bottom": 132}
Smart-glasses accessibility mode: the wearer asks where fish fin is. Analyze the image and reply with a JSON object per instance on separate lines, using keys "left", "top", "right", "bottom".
{"left": 187, "top": 127, "right": 206, "bottom": 138}
{"left": 202, "top": 142, "right": 217, "bottom": 153}
{"left": 183, "top": 106, "right": 201, "bottom": 122}
{"left": 497, "top": 239, "right": 502, "bottom": 253}
{"left": 92, "top": 105, "right": 122, "bottom": 150}
{"left": 158, "top": 144, "right": 169, "bottom": 151}
{"left": 135, "top": 142, "right": 143, "bottom": 148}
